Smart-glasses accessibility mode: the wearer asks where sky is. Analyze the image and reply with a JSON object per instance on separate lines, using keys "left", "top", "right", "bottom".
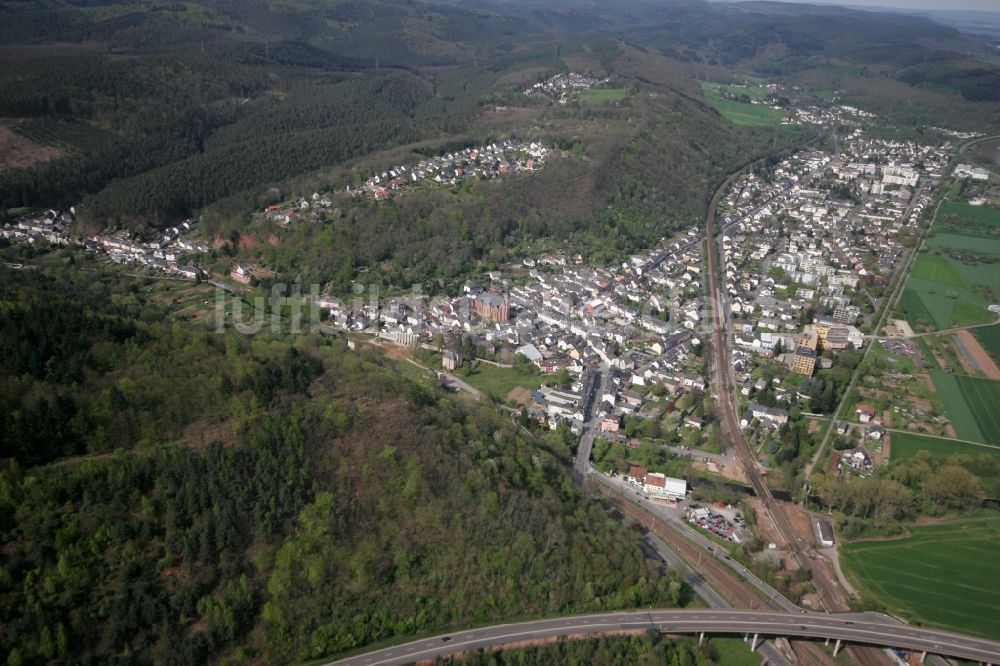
{"left": 733, "top": 0, "right": 1000, "bottom": 11}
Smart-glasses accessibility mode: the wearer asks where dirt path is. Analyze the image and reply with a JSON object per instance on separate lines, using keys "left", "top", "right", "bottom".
{"left": 884, "top": 429, "right": 1000, "bottom": 451}
{"left": 956, "top": 329, "right": 1000, "bottom": 380}
{"left": 953, "top": 334, "right": 979, "bottom": 376}
{"left": 821, "top": 545, "right": 859, "bottom": 598}
{"left": 902, "top": 315, "right": 1000, "bottom": 339}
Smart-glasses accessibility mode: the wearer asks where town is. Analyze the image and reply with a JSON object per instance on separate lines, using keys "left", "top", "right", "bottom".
{"left": 344, "top": 139, "right": 550, "bottom": 202}
{"left": 523, "top": 72, "right": 613, "bottom": 103}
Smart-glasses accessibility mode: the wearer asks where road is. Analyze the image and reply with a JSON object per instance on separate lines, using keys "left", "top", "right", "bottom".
{"left": 321, "top": 609, "right": 1000, "bottom": 666}
{"left": 958, "top": 133, "right": 1000, "bottom": 155}
{"left": 573, "top": 366, "right": 607, "bottom": 482}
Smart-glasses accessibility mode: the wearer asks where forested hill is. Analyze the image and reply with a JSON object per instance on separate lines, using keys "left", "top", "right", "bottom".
{"left": 0, "top": 0, "right": 537, "bottom": 222}
{"left": 1, "top": 0, "right": 997, "bottom": 235}
{"left": 0, "top": 264, "right": 688, "bottom": 664}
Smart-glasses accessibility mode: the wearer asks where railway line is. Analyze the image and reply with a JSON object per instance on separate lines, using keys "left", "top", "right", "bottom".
{"left": 702, "top": 166, "right": 888, "bottom": 666}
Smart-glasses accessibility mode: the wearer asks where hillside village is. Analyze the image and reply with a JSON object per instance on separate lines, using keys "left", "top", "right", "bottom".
{"left": 1, "top": 210, "right": 207, "bottom": 278}
{"left": 344, "top": 140, "right": 550, "bottom": 202}
{"left": 523, "top": 72, "right": 612, "bottom": 103}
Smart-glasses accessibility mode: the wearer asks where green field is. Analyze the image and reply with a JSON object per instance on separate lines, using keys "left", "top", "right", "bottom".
{"left": 890, "top": 431, "right": 1000, "bottom": 489}
{"left": 930, "top": 371, "right": 1000, "bottom": 444}
{"left": 578, "top": 88, "right": 629, "bottom": 103}
{"left": 939, "top": 202, "right": 1000, "bottom": 227}
{"left": 974, "top": 324, "right": 1000, "bottom": 365}
{"left": 462, "top": 363, "right": 544, "bottom": 402}
{"left": 899, "top": 288, "right": 936, "bottom": 330}
{"left": 699, "top": 83, "right": 786, "bottom": 126}
{"left": 926, "top": 232, "right": 1000, "bottom": 255}
{"left": 900, "top": 283, "right": 956, "bottom": 330}
{"left": 902, "top": 253, "right": 997, "bottom": 331}
{"left": 890, "top": 431, "right": 1000, "bottom": 462}
{"left": 841, "top": 519, "right": 1000, "bottom": 639}
{"left": 911, "top": 253, "right": 968, "bottom": 288}
{"left": 952, "top": 301, "right": 993, "bottom": 327}
{"left": 707, "top": 637, "right": 761, "bottom": 666}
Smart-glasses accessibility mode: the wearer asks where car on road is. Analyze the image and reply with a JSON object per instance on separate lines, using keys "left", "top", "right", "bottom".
{"left": 441, "top": 636, "right": 452, "bottom": 642}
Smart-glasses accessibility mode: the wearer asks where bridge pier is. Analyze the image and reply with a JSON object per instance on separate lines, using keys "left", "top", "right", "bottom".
{"left": 699, "top": 632, "right": 704, "bottom": 646}
{"left": 833, "top": 639, "right": 842, "bottom": 657}
{"left": 751, "top": 633, "right": 759, "bottom": 651}
{"left": 824, "top": 637, "right": 829, "bottom": 646}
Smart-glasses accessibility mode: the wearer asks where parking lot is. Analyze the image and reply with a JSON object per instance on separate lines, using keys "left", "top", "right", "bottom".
{"left": 686, "top": 503, "right": 749, "bottom": 543}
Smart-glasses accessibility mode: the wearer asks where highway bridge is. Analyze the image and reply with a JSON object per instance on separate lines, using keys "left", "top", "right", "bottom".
{"left": 321, "top": 609, "right": 1000, "bottom": 666}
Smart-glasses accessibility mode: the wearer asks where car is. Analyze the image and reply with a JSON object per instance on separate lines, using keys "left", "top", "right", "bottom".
{"left": 800, "top": 609, "right": 807, "bottom": 614}
{"left": 845, "top": 621, "right": 855, "bottom": 625}
{"left": 442, "top": 636, "right": 452, "bottom": 642}
{"left": 800, "top": 626, "right": 807, "bottom": 630}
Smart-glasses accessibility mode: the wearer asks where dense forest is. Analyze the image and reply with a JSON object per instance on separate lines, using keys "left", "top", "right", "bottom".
{"left": 0, "top": 264, "right": 687, "bottom": 664}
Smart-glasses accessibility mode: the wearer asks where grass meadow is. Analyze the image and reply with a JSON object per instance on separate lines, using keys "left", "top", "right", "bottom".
{"left": 841, "top": 519, "right": 1000, "bottom": 639}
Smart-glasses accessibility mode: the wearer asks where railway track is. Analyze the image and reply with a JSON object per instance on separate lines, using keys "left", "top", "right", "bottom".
{"left": 703, "top": 165, "right": 891, "bottom": 666}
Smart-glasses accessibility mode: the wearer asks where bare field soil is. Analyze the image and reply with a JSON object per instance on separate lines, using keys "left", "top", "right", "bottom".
{"left": 0, "top": 122, "right": 60, "bottom": 173}
{"left": 957, "top": 330, "right": 1000, "bottom": 380}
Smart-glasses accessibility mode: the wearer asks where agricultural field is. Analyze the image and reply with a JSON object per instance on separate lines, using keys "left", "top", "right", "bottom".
{"left": 938, "top": 202, "right": 1000, "bottom": 227}
{"left": 902, "top": 193, "right": 1000, "bottom": 331}
{"left": 889, "top": 431, "right": 1000, "bottom": 489}
{"left": 926, "top": 232, "right": 1000, "bottom": 255}
{"left": 899, "top": 288, "right": 936, "bottom": 330}
{"left": 930, "top": 371, "right": 1000, "bottom": 444}
{"left": 841, "top": 519, "right": 1000, "bottom": 639}
{"left": 901, "top": 254, "right": 995, "bottom": 331}
{"left": 899, "top": 280, "right": 967, "bottom": 331}
{"left": 699, "top": 83, "right": 786, "bottom": 127}
{"left": 890, "top": 431, "right": 1000, "bottom": 462}
{"left": 952, "top": 301, "right": 995, "bottom": 327}
{"left": 910, "top": 253, "right": 967, "bottom": 287}
{"left": 974, "top": 324, "right": 1000, "bottom": 365}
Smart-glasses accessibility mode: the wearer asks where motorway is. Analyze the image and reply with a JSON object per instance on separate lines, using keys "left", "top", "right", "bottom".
{"left": 639, "top": 533, "right": 793, "bottom": 665}
{"left": 322, "top": 609, "right": 1000, "bottom": 666}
